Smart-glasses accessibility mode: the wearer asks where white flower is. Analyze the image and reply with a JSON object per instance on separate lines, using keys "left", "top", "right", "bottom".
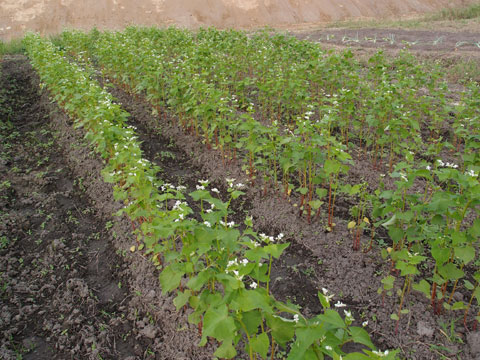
{"left": 276, "top": 233, "right": 284, "bottom": 241}
{"left": 227, "top": 259, "right": 238, "bottom": 268}
{"left": 325, "top": 345, "right": 332, "bottom": 351}
{"left": 362, "top": 321, "right": 368, "bottom": 327}
{"left": 334, "top": 301, "right": 346, "bottom": 308}
{"left": 212, "top": 188, "right": 220, "bottom": 194}
{"left": 227, "top": 221, "right": 235, "bottom": 228}
{"left": 466, "top": 169, "right": 478, "bottom": 177}
{"left": 344, "top": 310, "right": 354, "bottom": 321}
{"left": 426, "top": 165, "right": 431, "bottom": 171}
{"left": 250, "top": 282, "right": 258, "bottom": 289}
{"left": 241, "top": 259, "right": 248, "bottom": 266}
{"left": 206, "top": 209, "right": 212, "bottom": 213}
{"left": 199, "top": 179, "right": 209, "bottom": 186}
{"left": 372, "top": 350, "right": 389, "bottom": 357}
{"left": 322, "top": 288, "right": 329, "bottom": 295}
{"left": 226, "top": 178, "right": 235, "bottom": 184}
{"left": 235, "top": 183, "right": 245, "bottom": 189}
{"left": 203, "top": 221, "right": 212, "bottom": 228}
{"left": 232, "top": 270, "right": 243, "bottom": 280}
{"left": 196, "top": 185, "right": 205, "bottom": 190}
{"left": 293, "top": 314, "right": 299, "bottom": 323}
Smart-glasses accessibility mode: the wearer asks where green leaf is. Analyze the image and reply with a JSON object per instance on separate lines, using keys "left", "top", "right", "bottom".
{"left": 390, "top": 313, "right": 399, "bottom": 321}
{"left": 349, "top": 326, "right": 375, "bottom": 349}
{"left": 388, "top": 227, "right": 403, "bottom": 244}
{"left": 287, "top": 325, "right": 326, "bottom": 360}
{"left": 324, "top": 159, "right": 341, "bottom": 175}
{"left": 241, "top": 310, "right": 262, "bottom": 335}
{"left": 187, "top": 269, "right": 212, "bottom": 291}
{"left": 381, "top": 214, "right": 396, "bottom": 228}
{"left": 316, "top": 188, "right": 328, "bottom": 198}
{"left": 298, "top": 187, "right": 308, "bottom": 195}
{"left": 412, "top": 279, "right": 431, "bottom": 298}
{"left": 343, "top": 354, "right": 372, "bottom": 360}
{"left": 454, "top": 246, "right": 475, "bottom": 264}
{"left": 217, "top": 228, "right": 240, "bottom": 251}
{"left": 231, "top": 288, "right": 273, "bottom": 313}
{"left": 431, "top": 246, "right": 450, "bottom": 266}
{"left": 318, "top": 291, "right": 331, "bottom": 309}
{"left": 199, "top": 304, "right": 236, "bottom": 346}
{"left": 159, "top": 265, "right": 183, "bottom": 294}
{"left": 309, "top": 200, "right": 324, "bottom": 210}
{"left": 319, "top": 309, "right": 346, "bottom": 329}
{"left": 214, "top": 340, "right": 237, "bottom": 359}
{"left": 431, "top": 214, "right": 445, "bottom": 226}
{"left": 264, "top": 242, "right": 290, "bottom": 259}
{"left": 438, "top": 263, "right": 464, "bottom": 281}
{"left": 251, "top": 332, "right": 269, "bottom": 359}
{"left": 265, "top": 314, "right": 295, "bottom": 347}
{"left": 173, "top": 290, "right": 191, "bottom": 311}
{"left": 451, "top": 301, "right": 466, "bottom": 310}
{"left": 469, "top": 218, "right": 480, "bottom": 237}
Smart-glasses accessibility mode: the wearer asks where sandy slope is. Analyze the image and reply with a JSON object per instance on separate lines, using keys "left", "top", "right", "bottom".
{"left": 0, "top": 0, "right": 475, "bottom": 40}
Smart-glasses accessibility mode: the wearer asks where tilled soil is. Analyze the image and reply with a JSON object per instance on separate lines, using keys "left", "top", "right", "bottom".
{"left": 294, "top": 28, "right": 480, "bottom": 53}
{"left": 0, "top": 56, "right": 216, "bottom": 359}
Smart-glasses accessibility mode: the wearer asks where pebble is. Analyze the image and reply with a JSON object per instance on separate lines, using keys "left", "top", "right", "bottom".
{"left": 467, "top": 332, "right": 480, "bottom": 356}
{"left": 416, "top": 321, "right": 434, "bottom": 338}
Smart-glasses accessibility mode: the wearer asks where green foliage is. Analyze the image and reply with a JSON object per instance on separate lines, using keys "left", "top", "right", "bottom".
{"left": 23, "top": 31, "right": 386, "bottom": 360}
{"left": 54, "top": 24, "right": 480, "bottom": 339}
{"left": 0, "top": 38, "right": 25, "bottom": 55}
{"left": 433, "top": 2, "right": 480, "bottom": 20}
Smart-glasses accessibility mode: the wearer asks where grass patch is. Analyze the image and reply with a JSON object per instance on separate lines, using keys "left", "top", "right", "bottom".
{"left": 326, "top": 2, "right": 480, "bottom": 29}
{"left": 428, "top": 57, "right": 480, "bottom": 83}
{"left": 432, "top": 2, "right": 480, "bottom": 20}
{"left": 0, "top": 38, "right": 25, "bottom": 55}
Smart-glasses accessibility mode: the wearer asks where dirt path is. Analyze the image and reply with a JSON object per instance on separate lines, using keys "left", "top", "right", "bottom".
{"left": 0, "top": 55, "right": 138, "bottom": 359}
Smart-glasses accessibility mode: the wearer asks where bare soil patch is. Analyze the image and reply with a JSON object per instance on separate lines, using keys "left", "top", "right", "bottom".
{"left": 294, "top": 28, "right": 480, "bottom": 54}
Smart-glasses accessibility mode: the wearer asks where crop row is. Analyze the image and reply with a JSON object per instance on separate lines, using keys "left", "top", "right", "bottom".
{"left": 58, "top": 27, "right": 480, "bottom": 331}
{"left": 23, "top": 33, "right": 396, "bottom": 359}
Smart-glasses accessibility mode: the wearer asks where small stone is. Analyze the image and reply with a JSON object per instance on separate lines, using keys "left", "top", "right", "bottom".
{"left": 145, "top": 290, "right": 155, "bottom": 299}
{"left": 22, "top": 337, "right": 37, "bottom": 350}
{"left": 467, "top": 332, "right": 480, "bottom": 356}
{"left": 139, "top": 324, "right": 157, "bottom": 339}
{"left": 453, "top": 292, "right": 464, "bottom": 302}
{"left": 416, "top": 321, "right": 434, "bottom": 338}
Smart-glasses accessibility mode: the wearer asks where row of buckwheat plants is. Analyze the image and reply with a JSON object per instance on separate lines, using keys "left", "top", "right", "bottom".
{"left": 60, "top": 27, "right": 480, "bottom": 333}
{"left": 24, "top": 33, "right": 396, "bottom": 359}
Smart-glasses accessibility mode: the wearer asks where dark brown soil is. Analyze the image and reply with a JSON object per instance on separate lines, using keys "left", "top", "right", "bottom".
{"left": 97, "top": 63, "right": 480, "bottom": 359}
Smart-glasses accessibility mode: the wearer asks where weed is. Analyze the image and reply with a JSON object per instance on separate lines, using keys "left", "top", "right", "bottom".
{"left": 0, "top": 38, "right": 25, "bottom": 55}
